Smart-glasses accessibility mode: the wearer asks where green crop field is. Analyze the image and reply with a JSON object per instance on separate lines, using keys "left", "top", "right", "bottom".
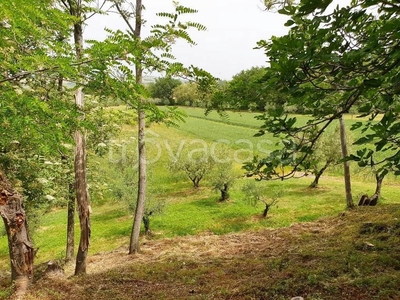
{"left": 0, "top": 107, "right": 399, "bottom": 270}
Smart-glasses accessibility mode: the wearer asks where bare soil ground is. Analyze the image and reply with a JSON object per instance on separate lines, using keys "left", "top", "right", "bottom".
{"left": 2, "top": 204, "right": 400, "bottom": 300}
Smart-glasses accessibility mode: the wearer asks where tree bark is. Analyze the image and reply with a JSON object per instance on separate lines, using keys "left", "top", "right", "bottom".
{"left": 0, "top": 172, "right": 34, "bottom": 297}
{"left": 74, "top": 87, "right": 91, "bottom": 275}
{"left": 129, "top": 0, "right": 145, "bottom": 254}
{"left": 67, "top": 2, "right": 91, "bottom": 274}
{"left": 339, "top": 116, "right": 354, "bottom": 208}
{"left": 129, "top": 107, "right": 146, "bottom": 254}
{"left": 65, "top": 182, "right": 75, "bottom": 262}
{"left": 374, "top": 173, "right": 384, "bottom": 199}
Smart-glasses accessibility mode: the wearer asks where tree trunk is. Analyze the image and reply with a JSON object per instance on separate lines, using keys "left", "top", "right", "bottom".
{"left": 142, "top": 215, "right": 150, "bottom": 235}
{"left": 74, "top": 88, "right": 91, "bottom": 275}
{"left": 263, "top": 204, "right": 270, "bottom": 218}
{"left": 69, "top": 4, "right": 91, "bottom": 274}
{"left": 220, "top": 184, "right": 229, "bottom": 201}
{"left": 193, "top": 178, "right": 200, "bottom": 188}
{"left": 365, "top": 173, "right": 385, "bottom": 206}
{"left": 309, "top": 160, "right": 331, "bottom": 188}
{"left": 65, "top": 182, "right": 75, "bottom": 262}
{"left": 0, "top": 172, "right": 34, "bottom": 297}
{"left": 374, "top": 173, "right": 384, "bottom": 198}
{"left": 129, "top": 0, "right": 145, "bottom": 255}
{"left": 129, "top": 108, "right": 146, "bottom": 254}
{"left": 339, "top": 116, "right": 354, "bottom": 208}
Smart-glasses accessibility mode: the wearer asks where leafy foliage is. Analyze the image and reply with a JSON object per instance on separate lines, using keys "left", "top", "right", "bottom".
{"left": 148, "top": 77, "right": 182, "bottom": 105}
{"left": 253, "top": 0, "right": 400, "bottom": 181}
{"left": 169, "top": 152, "right": 214, "bottom": 188}
{"left": 86, "top": 2, "right": 215, "bottom": 124}
{"left": 241, "top": 181, "right": 281, "bottom": 217}
{"left": 172, "top": 82, "right": 203, "bottom": 106}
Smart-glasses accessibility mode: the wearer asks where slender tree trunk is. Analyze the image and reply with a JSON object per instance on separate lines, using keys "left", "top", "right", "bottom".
{"left": 339, "top": 116, "right": 354, "bottom": 208}
{"left": 129, "top": 107, "right": 146, "bottom": 254}
{"left": 74, "top": 88, "right": 91, "bottom": 274}
{"left": 374, "top": 173, "right": 384, "bottom": 198}
{"left": 57, "top": 72, "right": 75, "bottom": 263}
{"left": 57, "top": 75, "right": 63, "bottom": 92}
{"left": 263, "top": 205, "right": 270, "bottom": 218}
{"left": 65, "top": 182, "right": 75, "bottom": 262}
{"left": 66, "top": 3, "right": 91, "bottom": 274}
{"left": 0, "top": 172, "right": 34, "bottom": 297}
{"left": 129, "top": 0, "right": 145, "bottom": 254}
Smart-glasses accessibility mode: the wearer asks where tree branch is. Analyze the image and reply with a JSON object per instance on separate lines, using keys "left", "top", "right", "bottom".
{"left": 0, "top": 59, "right": 93, "bottom": 84}
{"left": 83, "top": 0, "right": 107, "bottom": 22}
{"left": 113, "top": 1, "right": 136, "bottom": 36}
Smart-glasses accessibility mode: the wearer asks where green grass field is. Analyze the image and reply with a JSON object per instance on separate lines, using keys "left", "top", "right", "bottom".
{"left": 0, "top": 107, "right": 399, "bottom": 270}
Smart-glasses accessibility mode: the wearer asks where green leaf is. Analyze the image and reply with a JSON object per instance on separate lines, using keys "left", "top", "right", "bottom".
{"left": 284, "top": 19, "right": 295, "bottom": 26}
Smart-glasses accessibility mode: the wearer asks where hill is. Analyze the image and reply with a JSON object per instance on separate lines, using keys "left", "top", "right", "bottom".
{"left": 2, "top": 204, "right": 399, "bottom": 299}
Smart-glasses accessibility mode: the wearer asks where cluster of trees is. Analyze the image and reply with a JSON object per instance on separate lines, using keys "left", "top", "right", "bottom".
{"left": 0, "top": 0, "right": 212, "bottom": 296}
{"left": 147, "top": 77, "right": 205, "bottom": 107}
{"left": 244, "top": 0, "right": 400, "bottom": 209}
{"left": 148, "top": 67, "right": 288, "bottom": 111}
{"left": 168, "top": 147, "right": 236, "bottom": 201}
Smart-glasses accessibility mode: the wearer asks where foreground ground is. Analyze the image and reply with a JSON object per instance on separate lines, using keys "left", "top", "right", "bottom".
{"left": 1, "top": 204, "right": 400, "bottom": 299}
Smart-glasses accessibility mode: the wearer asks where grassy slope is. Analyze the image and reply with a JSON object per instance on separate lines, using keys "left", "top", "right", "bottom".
{"left": 2, "top": 205, "right": 399, "bottom": 300}
{"left": 0, "top": 107, "right": 399, "bottom": 299}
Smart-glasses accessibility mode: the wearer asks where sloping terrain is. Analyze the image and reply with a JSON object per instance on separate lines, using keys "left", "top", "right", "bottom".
{"left": 2, "top": 205, "right": 400, "bottom": 300}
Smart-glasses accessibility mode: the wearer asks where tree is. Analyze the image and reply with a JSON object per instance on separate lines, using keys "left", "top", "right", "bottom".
{"left": 211, "top": 148, "right": 236, "bottom": 201}
{"left": 170, "top": 154, "right": 214, "bottom": 188}
{"left": 0, "top": 0, "right": 76, "bottom": 293}
{"left": 212, "top": 162, "right": 235, "bottom": 201}
{"left": 172, "top": 82, "right": 201, "bottom": 106}
{"left": 0, "top": 173, "right": 34, "bottom": 297}
{"left": 87, "top": 1, "right": 213, "bottom": 254}
{"left": 150, "top": 77, "right": 182, "bottom": 105}
{"left": 58, "top": 0, "right": 100, "bottom": 275}
{"left": 251, "top": 0, "right": 400, "bottom": 208}
{"left": 241, "top": 181, "right": 280, "bottom": 218}
{"left": 226, "top": 67, "right": 268, "bottom": 111}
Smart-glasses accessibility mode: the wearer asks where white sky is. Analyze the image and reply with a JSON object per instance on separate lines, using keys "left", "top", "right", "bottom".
{"left": 84, "top": 0, "right": 289, "bottom": 80}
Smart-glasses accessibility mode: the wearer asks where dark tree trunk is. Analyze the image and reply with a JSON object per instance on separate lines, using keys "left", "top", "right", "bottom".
{"left": 263, "top": 204, "right": 270, "bottom": 218}
{"left": 309, "top": 160, "right": 332, "bottom": 188}
{"left": 219, "top": 184, "right": 229, "bottom": 201}
{"left": 65, "top": 182, "right": 75, "bottom": 262}
{"left": 0, "top": 172, "right": 34, "bottom": 297}
{"left": 142, "top": 215, "right": 150, "bottom": 235}
{"left": 374, "top": 173, "right": 384, "bottom": 199}
{"left": 57, "top": 75, "right": 63, "bottom": 92}
{"left": 339, "top": 116, "right": 354, "bottom": 208}
{"left": 193, "top": 177, "right": 200, "bottom": 188}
